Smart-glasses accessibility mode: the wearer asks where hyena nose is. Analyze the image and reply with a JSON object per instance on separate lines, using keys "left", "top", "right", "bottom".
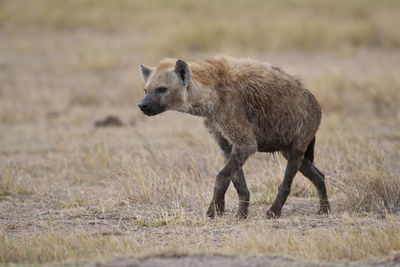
{"left": 138, "top": 103, "right": 149, "bottom": 111}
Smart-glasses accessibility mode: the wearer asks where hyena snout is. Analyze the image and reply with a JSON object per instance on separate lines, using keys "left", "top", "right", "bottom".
{"left": 138, "top": 95, "right": 165, "bottom": 116}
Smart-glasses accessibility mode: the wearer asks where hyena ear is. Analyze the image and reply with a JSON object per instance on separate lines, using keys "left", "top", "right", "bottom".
{"left": 140, "top": 65, "right": 152, "bottom": 83}
{"left": 174, "top": 59, "right": 191, "bottom": 87}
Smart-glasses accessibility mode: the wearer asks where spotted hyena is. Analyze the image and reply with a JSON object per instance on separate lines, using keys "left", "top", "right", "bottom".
{"left": 138, "top": 56, "right": 330, "bottom": 219}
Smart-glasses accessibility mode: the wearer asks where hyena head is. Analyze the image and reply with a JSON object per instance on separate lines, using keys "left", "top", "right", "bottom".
{"left": 138, "top": 59, "right": 191, "bottom": 116}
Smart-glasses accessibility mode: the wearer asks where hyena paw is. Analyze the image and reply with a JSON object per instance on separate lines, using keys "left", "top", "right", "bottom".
{"left": 206, "top": 201, "right": 224, "bottom": 218}
{"left": 235, "top": 210, "right": 248, "bottom": 219}
{"left": 235, "top": 206, "right": 249, "bottom": 219}
{"left": 265, "top": 209, "right": 280, "bottom": 219}
{"left": 317, "top": 203, "right": 331, "bottom": 215}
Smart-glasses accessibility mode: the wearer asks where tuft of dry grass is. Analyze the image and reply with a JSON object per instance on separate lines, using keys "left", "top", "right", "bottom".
{"left": 0, "top": 161, "right": 36, "bottom": 196}
{"left": 337, "top": 170, "right": 400, "bottom": 214}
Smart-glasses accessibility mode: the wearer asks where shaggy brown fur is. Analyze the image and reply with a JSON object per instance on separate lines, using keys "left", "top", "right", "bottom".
{"left": 139, "top": 55, "right": 330, "bottom": 219}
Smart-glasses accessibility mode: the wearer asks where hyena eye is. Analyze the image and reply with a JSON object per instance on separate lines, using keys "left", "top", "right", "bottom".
{"left": 156, "top": 87, "right": 168, "bottom": 94}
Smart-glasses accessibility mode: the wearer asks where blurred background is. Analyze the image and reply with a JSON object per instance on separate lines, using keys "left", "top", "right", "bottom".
{"left": 1, "top": 0, "right": 400, "bottom": 124}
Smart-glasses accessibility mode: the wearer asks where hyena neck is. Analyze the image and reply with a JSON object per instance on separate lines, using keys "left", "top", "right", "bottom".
{"left": 177, "top": 82, "right": 218, "bottom": 117}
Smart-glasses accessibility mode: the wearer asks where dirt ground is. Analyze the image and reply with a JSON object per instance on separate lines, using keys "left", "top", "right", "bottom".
{"left": 96, "top": 254, "right": 400, "bottom": 267}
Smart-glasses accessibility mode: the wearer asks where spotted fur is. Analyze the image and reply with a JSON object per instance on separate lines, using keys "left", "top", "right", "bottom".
{"left": 139, "top": 55, "right": 330, "bottom": 219}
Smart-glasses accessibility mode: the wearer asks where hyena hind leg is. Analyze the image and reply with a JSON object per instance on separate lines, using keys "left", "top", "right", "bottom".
{"left": 266, "top": 154, "right": 303, "bottom": 219}
{"left": 299, "top": 159, "right": 331, "bottom": 214}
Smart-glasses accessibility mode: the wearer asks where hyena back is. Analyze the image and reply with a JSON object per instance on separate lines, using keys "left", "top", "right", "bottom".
{"left": 138, "top": 56, "right": 330, "bottom": 219}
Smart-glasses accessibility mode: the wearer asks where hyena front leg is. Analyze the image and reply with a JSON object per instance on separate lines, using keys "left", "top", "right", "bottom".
{"left": 212, "top": 132, "right": 251, "bottom": 218}
{"left": 207, "top": 137, "right": 256, "bottom": 218}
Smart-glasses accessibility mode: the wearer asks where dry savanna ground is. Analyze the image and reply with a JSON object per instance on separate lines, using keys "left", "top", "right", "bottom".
{"left": 1, "top": 0, "right": 400, "bottom": 266}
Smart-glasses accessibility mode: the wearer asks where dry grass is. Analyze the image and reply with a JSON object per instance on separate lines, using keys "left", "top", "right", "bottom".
{"left": 233, "top": 217, "right": 400, "bottom": 263}
{"left": 1, "top": 0, "right": 400, "bottom": 265}
{"left": 1, "top": 0, "right": 400, "bottom": 53}
{"left": 312, "top": 72, "right": 400, "bottom": 116}
{"left": 337, "top": 170, "right": 400, "bottom": 214}
{"left": 0, "top": 230, "right": 140, "bottom": 263}
{"left": 1, "top": 218, "right": 399, "bottom": 264}
{"left": 0, "top": 160, "right": 36, "bottom": 196}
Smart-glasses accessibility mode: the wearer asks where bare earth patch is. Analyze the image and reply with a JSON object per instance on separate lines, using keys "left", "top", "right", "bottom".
{"left": 96, "top": 255, "right": 328, "bottom": 267}
{"left": 95, "top": 254, "right": 400, "bottom": 267}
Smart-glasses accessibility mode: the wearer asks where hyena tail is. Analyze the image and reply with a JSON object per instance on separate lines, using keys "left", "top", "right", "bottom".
{"left": 304, "top": 137, "right": 316, "bottom": 164}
